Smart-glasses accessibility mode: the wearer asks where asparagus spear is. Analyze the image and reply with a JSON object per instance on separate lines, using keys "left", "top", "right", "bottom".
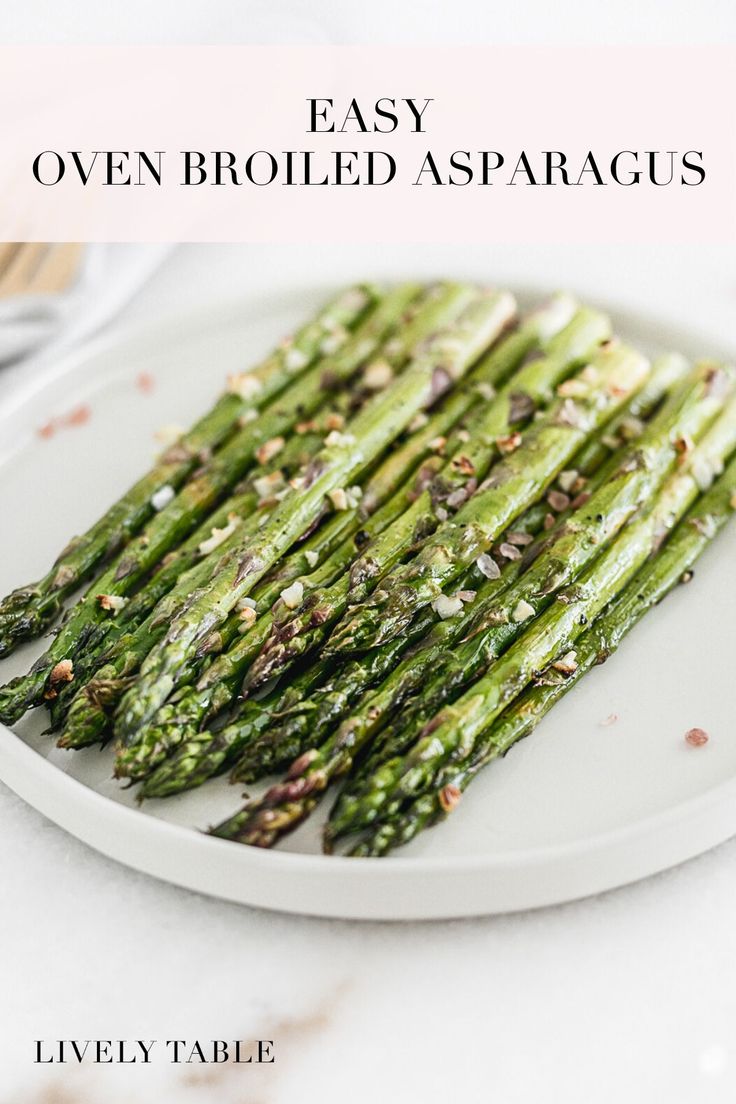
{"left": 143, "top": 352, "right": 691, "bottom": 798}
{"left": 141, "top": 603, "right": 442, "bottom": 797}
{"left": 244, "top": 305, "right": 613, "bottom": 692}
{"left": 352, "top": 454, "right": 736, "bottom": 856}
{"left": 62, "top": 433, "right": 448, "bottom": 751}
{"left": 110, "top": 291, "right": 517, "bottom": 743}
{"left": 146, "top": 340, "right": 670, "bottom": 795}
{"left": 226, "top": 353, "right": 692, "bottom": 782}
{"left": 48, "top": 305, "right": 463, "bottom": 733}
{"left": 0, "top": 283, "right": 426, "bottom": 726}
{"left": 328, "top": 377, "right": 736, "bottom": 830}
{"left": 0, "top": 285, "right": 377, "bottom": 657}
{"left": 140, "top": 666, "right": 334, "bottom": 800}
{"left": 210, "top": 378, "right": 734, "bottom": 850}
{"left": 327, "top": 341, "right": 652, "bottom": 655}
{"left": 122, "top": 298, "right": 585, "bottom": 786}
{"left": 64, "top": 292, "right": 517, "bottom": 758}
{"left": 135, "top": 299, "right": 566, "bottom": 789}
{"left": 109, "top": 455, "right": 452, "bottom": 774}
{"left": 45, "top": 420, "right": 345, "bottom": 730}
{"left": 57, "top": 478, "right": 355, "bottom": 753}
{"left": 323, "top": 407, "right": 736, "bottom": 844}
{"left": 108, "top": 296, "right": 534, "bottom": 769}
{"left": 54, "top": 294, "right": 578, "bottom": 739}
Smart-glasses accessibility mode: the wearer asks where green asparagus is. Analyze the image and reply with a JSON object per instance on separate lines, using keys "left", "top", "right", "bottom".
{"left": 209, "top": 375, "right": 734, "bottom": 850}
{"left": 0, "top": 283, "right": 425, "bottom": 725}
{"left": 224, "top": 352, "right": 692, "bottom": 784}
{"left": 351, "top": 454, "right": 736, "bottom": 856}
{"left": 47, "top": 287, "right": 476, "bottom": 732}
{"left": 327, "top": 379, "right": 736, "bottom": 835}
{"left": 113, "top": 291, "right": 516, "bottom": 742}
{"left": 244, "top": 305, "right": 613, "bottom": 692}
{"left": 324, "top": 403, "right": 736, "bottom": 843}
{"left": 327, "top": 342, "right": 651, "bottom": 655}
{"left": 0, "top": 284, "right": 377, "bottom": 656}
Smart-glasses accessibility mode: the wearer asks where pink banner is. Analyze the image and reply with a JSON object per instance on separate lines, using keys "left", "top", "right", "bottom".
{"left": 1, "top": 46, "right": 733, "bottom": 242}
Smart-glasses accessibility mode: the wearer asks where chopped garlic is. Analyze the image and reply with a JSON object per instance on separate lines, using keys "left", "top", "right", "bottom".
{"left": 324, "top": 430, "right": 356, "bottom": 448}
{"left": 429, "top": 436, "right": 447, "bottom": 453}
{"left": 619, "top": 415, "right": 644, "bottom": 441}
{"left": 253, "top": 471, "right": 285, "bottom": 498}
{"left": 438, "top": 784, "right": 462, "bottom": 813}
{"left": 238, "top": 408, "right": 258, "bottom": 426}
{"left": 691, "top": 454, "right": 721, "bottom": 491}
{"left": 280, "top": 580, "right": 304, "bottom": 609}
{"left": 329, "top": 488, "right": 348, "bottom": 511}
{"left": 456, "top": 590, "right": 477, "bottom": 603}
{"left": 362, "top": 359, "right": 394, "bottom": 390}
{"left": 304, "top": 549, "right": 319, "bottom": 568}
{"left": 238, "top": 606, "right": 257, "bottom": 629}
{"left": 558, "top": 469, "right": 579, "bottom": 494}
{"left": 674, "top": 435, "right": 695, "bottom": 466}
{"left": 547, "top": 489, "right": 571, "bottom": 513}
{"left": 345, "top": 486, "right": 363, "bottom": 509}
{"left": 320, "top": 327, "right": 348, "bottom": 355}
{"left": 475, "top": 381, "right": 496, "bottom": 401}
{"left": 284, "top": 347, "right": 308, "bottom": 371}
{"left": 237, "top": 596, "right": 257, "bottom": 611}
{"left": 496, "top": 432, "right": 522, "bottom": 455}
{"left": 199, "top": 516, "right": 240, "bottom": 556}
{"left": 556, "top": 399, "right": 586, "bottom": 429}
{"left": 432, "top": 594, "right": 464, "bottom": 619}
{"left": 557, "top": 377, "right": 589, "bottom": 399}
{"left": 289, "top": 476, "right": 306, "bottom": 491}
{"left": 691, "top": 513, "right": 717, "bottom": 538}
{"left": 408, "top": 412, "right": 429, "bottom": 432}
{"left": 451, "top": 455, "right": 475, "bottom": 475}
{"left": 446, "top": 488, "right": 468, "bottom": 509}
{"left": 476, "top": 553, "right": 500, "bottom": 580}
{"left": 97, "top": 593, "right": 128, "bottom": 613}
{"left": 228, "top": 373, "right": 263, "bottom": 400}
{"left": 512, "top": 599, "right": 535, "bottom": 622}
{"left": 151, "top": 485, "right": 175, "bottom": 511}
{"left": 255, "top": 436, "right": 285, "bottom": 465}
{"left": 53, "top": 565, "right": 76, "bottom": 589}
{"left": 49, "top": 659, "right": 74, "bottom": 685}
{"left": 324, "top": 412, "right": 346, "bottom": 431}
{"left": 552, "top": 650, "right": 578, "bottom": 675}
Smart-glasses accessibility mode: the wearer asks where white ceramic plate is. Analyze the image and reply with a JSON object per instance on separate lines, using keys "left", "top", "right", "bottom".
{"left": 0, "top": 288, "right": 734, "bottom": 920}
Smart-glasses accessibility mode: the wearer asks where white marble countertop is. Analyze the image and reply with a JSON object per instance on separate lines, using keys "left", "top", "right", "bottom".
{"left": 1, "top": 243, "right": 736, "bottom": 1102}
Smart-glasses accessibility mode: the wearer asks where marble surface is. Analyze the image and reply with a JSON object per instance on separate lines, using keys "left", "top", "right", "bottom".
{"left": 1, "top": 243, "right": 736, "bottom": 1103}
